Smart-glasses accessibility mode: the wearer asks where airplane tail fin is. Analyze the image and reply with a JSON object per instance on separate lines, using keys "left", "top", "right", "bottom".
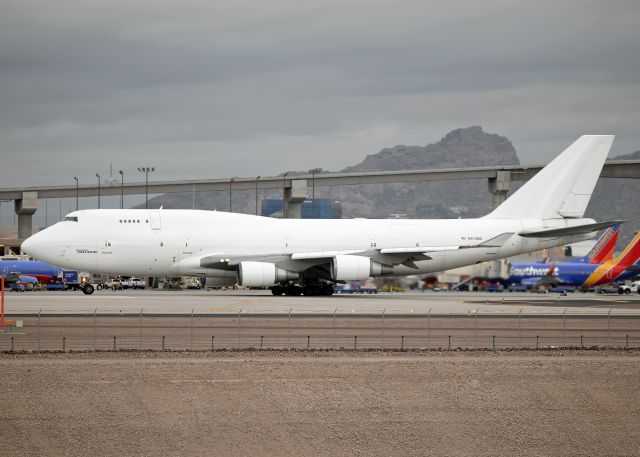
{"left": 485, "top": 135, "right": 614, "bottom": 220}
{"left": 577, "top": 224, "right": 621, "bottom": 264}
{"left": 609, "top": 232, "right": 640, "bottom": 269}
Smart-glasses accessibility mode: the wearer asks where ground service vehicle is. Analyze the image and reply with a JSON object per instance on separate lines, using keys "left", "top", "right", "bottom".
{"left": 62, "top": 270, "right": 81, "bottom": 290}
{"left": 618, "top": 281, "right": 640, "bottom": 294}
{"left": 334, "top": 285, "right": 378, "bottom": 294}
{"left": 122, "top": 277, "right": 145, "bottom": 289}
{"left": 10, "top": 283, "right": 26, "bottom": 292}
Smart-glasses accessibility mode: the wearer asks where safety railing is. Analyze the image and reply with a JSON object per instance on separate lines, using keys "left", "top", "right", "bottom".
{"left": 2, "top": 309, "right": 640, "bottom": 352}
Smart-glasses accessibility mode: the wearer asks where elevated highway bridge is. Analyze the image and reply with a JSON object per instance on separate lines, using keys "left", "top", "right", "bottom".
{"left": 1, "top": 160, "right": 639, "bottom": 252}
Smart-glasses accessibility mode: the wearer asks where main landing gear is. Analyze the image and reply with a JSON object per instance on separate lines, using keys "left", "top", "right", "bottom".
{"left": 271, "top": 282, "right": 334, "bottom": 296}
{"left": 81, "top": 283, "right": 95, "bottom": 295}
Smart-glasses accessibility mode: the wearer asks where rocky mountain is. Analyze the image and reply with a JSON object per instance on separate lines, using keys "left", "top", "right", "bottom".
{"left": 141, "top": 128, "right": 639, "bottom": 245}
{"left": 325, "top": 126, "right": 518, "bottom": 218}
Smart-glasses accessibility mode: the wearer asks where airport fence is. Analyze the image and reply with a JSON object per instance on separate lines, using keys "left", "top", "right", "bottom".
{"left": 2, "top": 309, "right": 640, "bottom": 352}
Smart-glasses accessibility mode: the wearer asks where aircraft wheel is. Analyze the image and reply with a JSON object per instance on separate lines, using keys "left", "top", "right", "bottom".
{"left": 305, "top": 285, "right": 324, "bottom": 296}
{"left": 271, "top": 285, "right": 284, "bottom": 296}
{"left": 323, "top": 285, "right": 334, "bottom": 296}
{"left": 82, "top": 284, "right": 95, "bottom": 295}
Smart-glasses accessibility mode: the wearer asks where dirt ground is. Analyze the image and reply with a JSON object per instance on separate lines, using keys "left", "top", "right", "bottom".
{"left": 1, "top": 350, "right": 639, "bottom": 457}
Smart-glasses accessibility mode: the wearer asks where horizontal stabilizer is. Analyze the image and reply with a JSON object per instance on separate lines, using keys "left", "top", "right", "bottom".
{"left": 518, "top": 220, "right": 625, "bottom": 238}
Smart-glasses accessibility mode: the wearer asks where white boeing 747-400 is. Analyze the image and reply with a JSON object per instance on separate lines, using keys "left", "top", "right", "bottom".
{"left": 22, "top": 135, "right": 622, "bottom": 296}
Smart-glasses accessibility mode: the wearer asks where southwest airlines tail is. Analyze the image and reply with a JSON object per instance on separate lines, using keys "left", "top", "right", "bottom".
{"left": 486, "top": 135, "right": 614, "bottom": 220}
{"left": 578, "top": 225, "right": 621, "bottom": 264}
{"left": 609, "top": 232, "right": 640, "bottom": 270}
{"left": 584, "top": 232, "right": 640, "bottom": 287}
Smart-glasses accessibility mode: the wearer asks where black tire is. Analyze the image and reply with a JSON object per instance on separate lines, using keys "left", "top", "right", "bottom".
{"left": 96, "top": 284, "right": 102, "bottom": 291}
{"left": 303, "top": 285, "right": 320, "bottom": 296}
{"left": 271, "top": 285, "right": 284, "bottom": 296}
{"left": 82, "top": 284, "right": 95, "bottom": 295}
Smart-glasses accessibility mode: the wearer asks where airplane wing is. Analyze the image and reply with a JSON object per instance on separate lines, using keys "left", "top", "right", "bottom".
{"left": 177, "top": 233, "right": 520, "bottom": 273}
{"left": 292, "top": 247, "right": 457, "bottom": 269}
{"left": 264, "top": 233, "right": 515, "bottom": 270}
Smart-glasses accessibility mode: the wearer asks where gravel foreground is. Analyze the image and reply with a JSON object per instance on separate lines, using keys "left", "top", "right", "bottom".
{"left": 1, "top": 351, "right": 639, "bottom": 457}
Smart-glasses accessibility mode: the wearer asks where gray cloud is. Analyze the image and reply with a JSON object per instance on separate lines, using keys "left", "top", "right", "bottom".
{"left": 1, "top": 0, "right": 639, "bottom": 191}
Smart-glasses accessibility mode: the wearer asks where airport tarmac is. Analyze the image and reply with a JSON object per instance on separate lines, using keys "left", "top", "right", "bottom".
{"left": 3, "top": 289, "right": 640, "bottom": 316}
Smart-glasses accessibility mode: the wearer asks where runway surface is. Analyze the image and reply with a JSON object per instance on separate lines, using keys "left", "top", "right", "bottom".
{"left": 4, "top": 289, "right": 640, "bottom": 316}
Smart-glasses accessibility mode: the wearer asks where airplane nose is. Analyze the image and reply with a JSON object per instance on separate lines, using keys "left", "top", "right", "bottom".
{"left": 21, "top": 232, "right": 43, "bottom": 258}
{"left": 21, "top": 234, "right": 35, "bottom": 256}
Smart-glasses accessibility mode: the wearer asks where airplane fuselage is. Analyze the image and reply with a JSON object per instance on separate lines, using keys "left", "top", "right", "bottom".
{"left": 0, "top": 260, "right": 63, "bottom": 283}
{"left": 24, "top": 209, "right": 595, "bottom": 279}
{"left": 509, "top": 262, "right": 640, "bottom": 287}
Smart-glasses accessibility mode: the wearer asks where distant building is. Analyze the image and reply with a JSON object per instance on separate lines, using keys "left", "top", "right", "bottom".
{"left": 261, "top": 199, "right": 342, "bottom": 219}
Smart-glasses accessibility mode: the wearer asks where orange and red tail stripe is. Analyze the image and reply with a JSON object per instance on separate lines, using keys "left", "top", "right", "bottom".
{"left": 589, "top": 227, "right": 620, "bottom": 264}
{"left": 584, "top": 232, "right": 640, "bottom": 287}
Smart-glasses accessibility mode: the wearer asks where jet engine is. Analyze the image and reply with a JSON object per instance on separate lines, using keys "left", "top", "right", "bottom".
{"left": 237, "top": 261, "right": 299, "bottom": 287}
{"left": 331, "top": 255, "right": 393, "bottom": 281}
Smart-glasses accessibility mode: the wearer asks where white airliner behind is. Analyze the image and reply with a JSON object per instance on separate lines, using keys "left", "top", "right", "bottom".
{"left": 22, "top": 135, "right": 622, "bottom": 296}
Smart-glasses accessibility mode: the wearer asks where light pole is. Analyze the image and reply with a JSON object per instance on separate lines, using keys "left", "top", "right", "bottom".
{"left": 229, "top": 177, "right": 236, "bottom": 212}
{"left": 309, "top": 168, "right": 322, "bottom": 218}
{"left": 118, "top": 170, "right": 124, "bottom": 209}
{"left": 137, "top": 167, "right": 155, "bottom": 209}
{"left": 73, "top": 177, "right": 79, "bottom": 211}
{"left": 255, "top": 176, "right": 261, "bottom": 215}
{"left": 96, "top": 173, "right": 101, "bottom": 209}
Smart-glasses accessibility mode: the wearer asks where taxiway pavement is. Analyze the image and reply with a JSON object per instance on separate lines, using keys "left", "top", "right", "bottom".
{"left": 3, "top": 289, "right": 640, "bottom": 316}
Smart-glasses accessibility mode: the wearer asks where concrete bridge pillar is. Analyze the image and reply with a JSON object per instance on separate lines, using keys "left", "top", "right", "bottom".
{"left": 284, "top": 179, "right": 308, "bottom": 218}
{"left": 488, "top": 171, "right": 511, "bottom": 209}
{"left": 15, "top": 191, "right": 38, "bottom": 240}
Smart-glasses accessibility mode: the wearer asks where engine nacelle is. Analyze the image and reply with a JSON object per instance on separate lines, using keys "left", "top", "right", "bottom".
{"left": 331, "top": 255, "right": 393, "bottom": 281}
{"left": 237, "top": 261, "right": 299, "bottom": 287}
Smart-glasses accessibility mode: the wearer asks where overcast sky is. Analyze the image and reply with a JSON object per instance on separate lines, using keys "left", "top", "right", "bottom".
{"left": 1, "top": 0, "right": 639, "bottom": 192}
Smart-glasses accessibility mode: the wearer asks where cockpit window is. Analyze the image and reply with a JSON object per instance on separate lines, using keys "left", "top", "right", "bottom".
{"left": 65, "top": 216, "right": 78, "bottom": 222}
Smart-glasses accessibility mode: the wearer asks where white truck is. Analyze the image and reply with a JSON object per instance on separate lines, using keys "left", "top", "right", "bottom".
{"left": 123, "top": 277, "right": 146, "bottom": 289}
{"left": 618, "top": 281, "right": 640, "bottom": 294}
